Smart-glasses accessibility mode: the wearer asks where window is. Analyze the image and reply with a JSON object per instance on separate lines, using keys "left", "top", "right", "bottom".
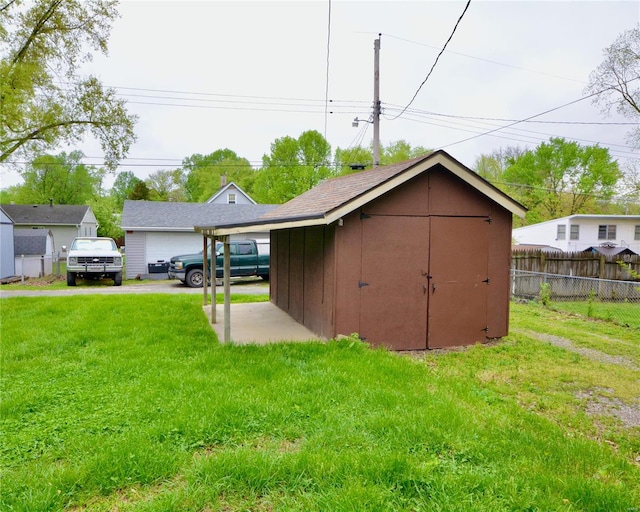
{"left": 570, "top": 224, "right": 579, "bottom": 240}
{"left": 635, "top": 225, "right": 640, "bottom": 240}
{"left": 598, "top": 225, "right": 616, "bottom": 240}
{"left": 227, "top": 193, "right": 236, "bottom": 204}
{"left": 557, "top": 225, "right": 566, "bottom": 240}
{"left": 238, "top": 243, "right": 253, "bottom": 255}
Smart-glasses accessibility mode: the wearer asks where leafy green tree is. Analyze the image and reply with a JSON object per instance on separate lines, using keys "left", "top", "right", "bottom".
{"left": 334, "top": 146, "right": 373, "bottom": 175}
{"left": 182, "top": 149, "right": 254, "bottom": 202}
{"left": 0, "top": 0, "right": 137, "bottom": 169}
{"left": 90, "top": 195, "right": 123, "bottom": 239}
{"left": 0, "top": 185, "right": 20, "bottom": 204}
{"left": 473, "top": 147, "right": 525, "bottom": 183}
{"left": 110, "top": 170, "right": 141, "bottom": 209}
{"left": 253, "top": 130, "right": 333, "bottom": 204}
{"left": 503, "top": 138, "right": 621, "bottom": 222}
{"left": 380, "top": 140, "right": 430, "bottom": 165}
{"left": 145, "top": 169, "right": 185, "bottom": 202}
{"left": 129, "top": 180, "right": 151, "bottom": 201}
{"left": 15, "top": 151, "right": 104, "bottom": 205}
{"left": 586, "top": 24, "right": 640, "bottom": 148}
{"left": 334, "top": 140, "right": 432, "bottom": 176}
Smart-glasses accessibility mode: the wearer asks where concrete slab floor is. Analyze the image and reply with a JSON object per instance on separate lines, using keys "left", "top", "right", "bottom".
{"left": 202, "top": 302, "right": 325, "bottom": 345}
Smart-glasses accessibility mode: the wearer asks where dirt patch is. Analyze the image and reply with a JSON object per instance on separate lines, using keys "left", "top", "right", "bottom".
{"left": 519, "top": 330, "right": 639, "bottom": 371}
{"left": 577, "top": 388, "right": 640, "bottom": 428}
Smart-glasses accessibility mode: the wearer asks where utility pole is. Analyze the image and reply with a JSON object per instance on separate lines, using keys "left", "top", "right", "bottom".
{"left": 373, "top": 34, "right": 381, "bottom": 167}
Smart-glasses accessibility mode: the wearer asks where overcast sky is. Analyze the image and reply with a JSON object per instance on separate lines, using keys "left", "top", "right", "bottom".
{"left": 2, "top": 0, "right": 639, "bottom": 191}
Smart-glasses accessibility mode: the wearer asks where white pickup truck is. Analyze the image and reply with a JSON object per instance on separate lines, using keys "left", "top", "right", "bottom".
{"left": 66, "top": 237, "right": 123, "bottom": 286}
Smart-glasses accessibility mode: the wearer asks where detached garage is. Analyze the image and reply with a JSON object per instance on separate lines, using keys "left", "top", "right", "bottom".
{"left": 198, "top": 151, "right": 526, "bottom": 350}
{"left": 121, "top": 201, "right": 276, "bottom": 279}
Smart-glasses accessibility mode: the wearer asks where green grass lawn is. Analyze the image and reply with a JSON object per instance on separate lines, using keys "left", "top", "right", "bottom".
{"left": 1, "top": 295, "right": 639, "bottom": 511}
{"left": 550, "top": 300, "right": 640, "bottom": 330}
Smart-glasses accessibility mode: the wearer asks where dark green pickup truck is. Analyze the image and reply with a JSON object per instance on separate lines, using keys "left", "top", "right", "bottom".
{"left": 168, "top": 239, "right": 269, "bottom": 288}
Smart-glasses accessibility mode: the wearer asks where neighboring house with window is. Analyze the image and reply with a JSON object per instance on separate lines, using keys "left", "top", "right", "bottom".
{"left": 513, "top": 215, "right": 640, "bottom": 254}
{"left": 205, "top": 182, "right": 255, "bottom": 205}
{"left": 0, "top": 203, "right": 97, "bottom": 254}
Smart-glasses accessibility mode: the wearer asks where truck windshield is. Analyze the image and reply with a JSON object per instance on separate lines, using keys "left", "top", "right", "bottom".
{"left": 72, "top": 239, "right": 117, "bottom": 251}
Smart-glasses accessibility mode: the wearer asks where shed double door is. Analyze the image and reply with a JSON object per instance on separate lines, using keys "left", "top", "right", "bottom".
{"left": 359, "top": 215, "right": 489, "bottom": 349}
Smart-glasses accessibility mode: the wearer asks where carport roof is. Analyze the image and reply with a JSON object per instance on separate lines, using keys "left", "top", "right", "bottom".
{"left": 196, "top": 150, "right": 527, "bottom": 236}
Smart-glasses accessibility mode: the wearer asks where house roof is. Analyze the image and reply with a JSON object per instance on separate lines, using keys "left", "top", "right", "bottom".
{"left": 197, "top": 150, "right": 527, "bottom": 236}
{"left": 121, "top": 200, "right": 277, "bottom": 231}
{"left": 206, "top": 182, "right": 256, "bottom": 204}
{"left": 584, "top": 245, "right": 638, "bottom": 256}
{"left": 14, "top": 228, "right": 51, "bottom": 256}
{"left": 512, "top": 244, "right": 563, "bottom": 253}
{"left": 1, "top": 204, "right": 91, "bottom": 225}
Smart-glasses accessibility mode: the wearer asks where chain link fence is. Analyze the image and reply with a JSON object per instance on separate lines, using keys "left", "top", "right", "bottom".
{"left": 511, "top": 269, "right": 640, "bottom": 329}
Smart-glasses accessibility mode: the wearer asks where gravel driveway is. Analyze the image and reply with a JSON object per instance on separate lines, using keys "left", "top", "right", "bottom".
{"left": 0, "top": 277, "right": 270, "bottom": 297}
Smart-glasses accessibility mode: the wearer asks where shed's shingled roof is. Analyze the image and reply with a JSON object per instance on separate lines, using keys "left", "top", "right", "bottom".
{"left": 14, "top": 228, "right": 51, "bottom": 255}
{"left": 121, "top": 201, "right": 277, "bottom": 230}
{"left": 260, "top": 154, "right": 428, "bottom": 222}
{"left": 198, "top": 150, "right": 527, "bottom": 236}
{"left": 1, "top": 204, "right": 90, "bottom": 225}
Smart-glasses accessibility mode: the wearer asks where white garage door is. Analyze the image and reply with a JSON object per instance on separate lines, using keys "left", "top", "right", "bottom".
{"left": 145, "top": 232, "right": 203, "bottom": 265}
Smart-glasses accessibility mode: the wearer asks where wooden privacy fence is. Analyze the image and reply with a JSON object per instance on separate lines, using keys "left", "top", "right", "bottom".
{"left": 512, "top": 250, "right": 640, "bottom": 281}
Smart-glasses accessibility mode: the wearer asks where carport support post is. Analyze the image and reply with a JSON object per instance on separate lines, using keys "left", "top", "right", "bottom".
{"left": 222, "top": 236, "right": 231, "bottom": 343}
{"left": 202, "top": 235, "right": 209, "bottom": 307}
{"left": 211, "top": 236, "right": 216, "bottom": 324}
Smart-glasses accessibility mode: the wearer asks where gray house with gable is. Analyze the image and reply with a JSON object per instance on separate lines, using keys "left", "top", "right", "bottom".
{"left": 0, "top": 203, "right": 97, "bottom": 254}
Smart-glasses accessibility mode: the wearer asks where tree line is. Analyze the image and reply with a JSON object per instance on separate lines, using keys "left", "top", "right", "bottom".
{"left": 1, "top": 2, "right": 638, "bottom": 238}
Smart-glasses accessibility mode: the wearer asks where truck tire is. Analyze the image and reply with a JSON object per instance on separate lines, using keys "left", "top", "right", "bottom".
{"left": 67, "top": 271, "right": 77, "bottom": 286}
{"left": 261, "top": 274, "right": 270, "bottom": 281}
{"left": 113, "top": 271, "right": 122, "bottom": 286}
{"left": 186, "top": 268, "right": 204, "bottom": 288}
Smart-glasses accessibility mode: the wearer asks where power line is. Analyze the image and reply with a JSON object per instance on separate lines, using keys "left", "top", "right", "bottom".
{"left": 324, "top": 0, "right": 332, "bottom": 140}
{"left": 383, "top": 104, "right": 637, "bottom": 125}
{"left": 397, "top": 114, "right": 638, "bottom": 161}
{"left": 390, "top": 0, "right": 472, "bottom": 121}
{"left": 438, "top": 88, "right": 616, "bottom": 150}
{"left": 383, "top": 33, "right": 585, "bottom": 85}
{"left": 384, "top": 106, "right": 635, "bottom": 152}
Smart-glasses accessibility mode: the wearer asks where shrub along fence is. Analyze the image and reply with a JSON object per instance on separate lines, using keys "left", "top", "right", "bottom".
{"left": 512, "top": 250, "right": 640, "bottom": 281}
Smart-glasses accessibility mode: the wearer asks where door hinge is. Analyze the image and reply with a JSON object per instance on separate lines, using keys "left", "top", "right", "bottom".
{"left": 482, "top": 277, "right": 490, "bottom": 284}
{"left": 484, "top": 216, "right": 492, "bottom": 223}
{"left": 360, "top": 212, "right": 371, "bottom": 220}
{"left": 358, "top": 281, "right": 369, "bottom": 288}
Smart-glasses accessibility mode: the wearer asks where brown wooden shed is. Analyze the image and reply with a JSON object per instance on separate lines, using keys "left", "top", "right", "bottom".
{"left": 197, "top": 151, "right": 526, "bottom": 350}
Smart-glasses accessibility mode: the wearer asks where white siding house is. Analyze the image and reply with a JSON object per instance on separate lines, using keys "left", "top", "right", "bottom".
{"left": 513, "top": 215, "right": 640, "bottom": 254}
{"left": 0, "top": 207, "right": 15, "bottom": 279}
